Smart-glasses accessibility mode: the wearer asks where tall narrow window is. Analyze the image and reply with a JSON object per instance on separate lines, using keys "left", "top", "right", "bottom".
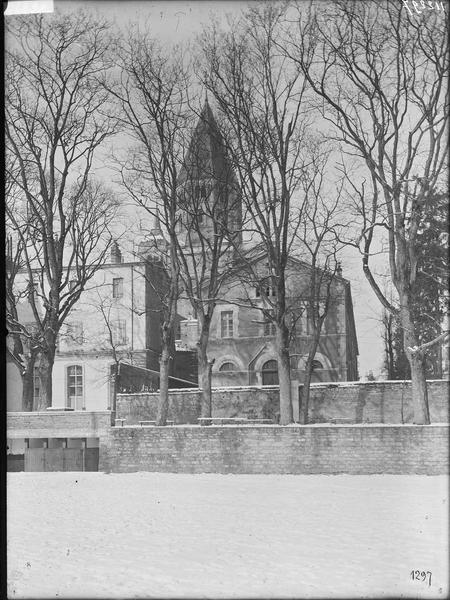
{"left": 67, "top": 365, "right": 83, "bottom": 410}
{"left": 263, "top": 312, "right": 276, "bottom": 336}
{"left": 112, "top": 319, "right": 127, "bottom": 345}
{"left": 221, "top": 311, "right": 234, "bottom": 338}
{"left": 112, "top": 277, "right": 123, "bottom": 299}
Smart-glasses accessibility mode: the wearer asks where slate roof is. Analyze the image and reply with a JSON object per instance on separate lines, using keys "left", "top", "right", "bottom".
{"left": 178, "top": 99, "right": 236, "bottom": 187}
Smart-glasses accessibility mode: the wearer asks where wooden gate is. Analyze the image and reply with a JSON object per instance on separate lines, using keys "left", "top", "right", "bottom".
{"left": 24, "top": 448, "right": 98, "bottom": 471}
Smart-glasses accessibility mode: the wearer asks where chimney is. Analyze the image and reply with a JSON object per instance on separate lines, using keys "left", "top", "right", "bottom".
{"left": 110, "top": 241, "right": 122, "bottom": 264}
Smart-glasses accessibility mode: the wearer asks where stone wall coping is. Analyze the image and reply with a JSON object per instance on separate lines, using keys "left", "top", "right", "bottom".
{"left": 111, "top": 422, "right": 449, "bottom": 429}
{"left": 8, "top": 410, "right": 111, "bottom": 416}
{"left": 117, "top": 379, "right": 449, "bottom": 397}
{"left": 301, "top": 379, "right": 449, "bottom": 388}
{"left": 117, "top": 386, "right": 280, "bottom": 397}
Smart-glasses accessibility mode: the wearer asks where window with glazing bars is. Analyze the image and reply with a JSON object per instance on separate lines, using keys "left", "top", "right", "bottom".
{"left": 67, "top": 365, "right": 83, "bottom": 402}
{"left": 112, "top": 277, "right": 123, "bottom": 298}
{"left": 220, "top": 311, "right": 234, "bottom": 338}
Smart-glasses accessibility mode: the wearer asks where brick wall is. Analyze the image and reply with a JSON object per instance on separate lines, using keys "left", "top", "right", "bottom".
{"left": 116, "top": 380, "right": 449, "bottom": 425}
{"left": 7, "top": 411, "right": 111, "bottom": 439}
{"left": 99, "top": 424, "right": 449, "bottom": 475}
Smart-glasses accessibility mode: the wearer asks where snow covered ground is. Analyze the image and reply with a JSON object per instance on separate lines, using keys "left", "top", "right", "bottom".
{"left": 7, "top": 473, "right": 448, "bottom": 599}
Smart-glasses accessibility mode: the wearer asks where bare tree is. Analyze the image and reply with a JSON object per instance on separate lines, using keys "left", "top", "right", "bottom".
{"left": 5, "top": 12, "right": 118, "bottom": 408}
{"left": 287, "top": 0, "right": 449, "bottom": 423}
{"left": 5, "top": 234, "right": 41, "bottom": 411}
{"left": 200, "top": 4, "right": 313, "bottom": 424}
{"left": 111, "top": 28, "right": 240, "bottom": 422}
{"left": 6, "top": 158, "right": 36, "bottom": 410}
{"left": 109, "top": 30, "right": 187, "bottom": 425}
{"left": 295, "top": 156, "right": 345, "bottom": 424}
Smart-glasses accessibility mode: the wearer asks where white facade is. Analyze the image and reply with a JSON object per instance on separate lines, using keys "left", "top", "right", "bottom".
{"left": 53, "top": 259, "right": 149, "bottom": 411}
{"left": 8, "top": 254, "right": 153, "bottom": 412}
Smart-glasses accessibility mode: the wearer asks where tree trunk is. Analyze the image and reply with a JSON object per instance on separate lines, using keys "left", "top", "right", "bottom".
{"left": 156, "top": 347, "right": 171, "bottom": 426}
{"left": 22, "top": 362, "right": 34, "bottom": 412}
{"left": 198, "top": 331, "right": 213, "bottom": 420}
{"left": 18, "top": 346, "right": 38, "bottom": 411}
{"left": 36, "top": 352, "right": 53, "bottom": 410}
{"left": 384, "top": 313, "right": 395, "bottom": 379}
{"left": 110, "top": 365, "right": 119, "bottom": 413}
{"left": 409, "top": 352, "right": 430, "bottom": 424}
{"left": 300, "top": 366, "right": 313, "bottom": 425}
{"left": 400, "top": 296, "right": 430, "bottom": 424}
{"left": 301, "top": 331, "right": 322, "bottom": 424}
{"left": 277, "top": 326, "right": 293, "bottom": 425}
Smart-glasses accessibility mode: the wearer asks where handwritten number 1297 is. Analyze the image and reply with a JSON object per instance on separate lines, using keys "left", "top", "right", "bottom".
{"left": 411, "top": 570, "right": 432, "bottom": 587}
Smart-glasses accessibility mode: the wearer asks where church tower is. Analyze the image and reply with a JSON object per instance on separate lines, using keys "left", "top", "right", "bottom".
{"left": 176, "top": 99, "right": 242, "bottom": 252}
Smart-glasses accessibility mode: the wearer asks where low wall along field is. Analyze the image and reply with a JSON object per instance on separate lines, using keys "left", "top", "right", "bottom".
{"left": 116, "top": 386, "right": 280, "bottom": 425}
{"left": 7, "top": 411, "right": 111, "bottom": 439}
{"left": 7, "top": 382, "right": 449, "bottom": 475}
{"left": 99, "top": 424, "right": 449, "bottom": 475}
{"left": 302, "top": 379, "right": 449, "bottom": 424}
{"left": 117, "top": 380, "right": 449, "bottom": 425}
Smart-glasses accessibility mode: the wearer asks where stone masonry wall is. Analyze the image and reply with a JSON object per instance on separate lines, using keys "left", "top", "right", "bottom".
{"left": 116, "top": 380, "right": 449, "bottom": 425}
{"left": 116, "top": 387, "right": 280, "bottom": 425}
{"left": 302, "top": 379, "right": 449, "bottom": 424}
{"left": 7, "top": 411, "right": 111, "bottom": 439}
{"left": 99, "top": 424, "right": 449, "bottom": 475}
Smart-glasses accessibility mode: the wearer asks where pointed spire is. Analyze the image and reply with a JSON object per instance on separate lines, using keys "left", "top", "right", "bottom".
{"left": 179, "top": 98, "right": 232, "bottom": 186}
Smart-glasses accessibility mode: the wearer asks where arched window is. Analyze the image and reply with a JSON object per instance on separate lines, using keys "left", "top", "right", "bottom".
{"left": 67, "top": 365, "right": 84, "bottom": 410}
{"left": 311, "top": 359, "right": 324, "bottom": 371}
{"left": 262, "top": 359, "right": 279, "bottom": 386}
{"left": 219, "top": 361, "right": 237, "bottom": 372}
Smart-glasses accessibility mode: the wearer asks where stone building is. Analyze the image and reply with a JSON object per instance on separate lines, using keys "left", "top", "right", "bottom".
{"left": 6, "top": 237, "right": 197, "bottom": 413}
{"left": 177, "top": 254, "right": 358, "bottom": 388}
{"left": 174, "top": 101, "right": 359, "bottom": 386}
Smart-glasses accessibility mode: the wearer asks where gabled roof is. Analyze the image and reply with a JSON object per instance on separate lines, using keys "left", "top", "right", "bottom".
{"left": 233, "top": 244, "right": 350, "bottom": 285}
{"left": 178, "top": 99, "right": 236, "bottom": 187}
